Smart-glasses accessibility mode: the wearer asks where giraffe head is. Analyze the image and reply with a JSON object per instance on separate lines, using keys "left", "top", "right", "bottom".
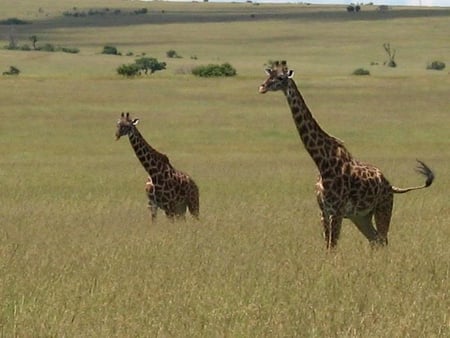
{"left": 259, "top": 60, "right": 294, "bottom": 94}
{"left": 115, "top": 112, "right": 139, "bottom": 140}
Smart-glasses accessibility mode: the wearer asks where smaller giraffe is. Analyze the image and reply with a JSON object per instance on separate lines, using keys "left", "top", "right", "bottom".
{"left": 145, "top": 176, "right": 158, "bottom": 221}
{"left": 116, "top": 112, "right": 199, "bottom": 221}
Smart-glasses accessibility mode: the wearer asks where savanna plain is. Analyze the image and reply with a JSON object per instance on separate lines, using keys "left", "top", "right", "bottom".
{"left": 0, "top": 1, "right": 449, "bottom": 336}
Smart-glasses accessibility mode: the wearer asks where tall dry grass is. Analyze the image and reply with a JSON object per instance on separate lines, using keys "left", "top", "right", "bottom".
{"left": 0, "top": 1, "right": 449, "bottom": 336}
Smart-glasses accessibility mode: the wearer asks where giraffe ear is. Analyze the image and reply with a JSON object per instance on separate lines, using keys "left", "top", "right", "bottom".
{"left": 287, "top": 70, "right": 294, "bottom": 78}
{"left": 264, "top": 68, "right": 272, "bottom": 75}
{"left": 132, "top": 119, "right": 140, "bottom": 126}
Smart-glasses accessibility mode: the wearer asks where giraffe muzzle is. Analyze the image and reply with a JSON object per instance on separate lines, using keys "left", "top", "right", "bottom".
{"left": 258, "top": 85, "right": 267, "bottom": 94}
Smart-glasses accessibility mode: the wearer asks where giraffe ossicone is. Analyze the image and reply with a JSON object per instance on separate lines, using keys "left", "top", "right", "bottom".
{"left": 116, "top": 112, "right": 199, "bottom": 221}
{"left": 259, "top": 61, "right": 434, "bottom": 249}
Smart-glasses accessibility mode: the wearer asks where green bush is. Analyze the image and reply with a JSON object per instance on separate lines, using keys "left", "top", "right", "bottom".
{"left": 427, "top": 61, "right": 445, "bottom": 71}
{"left": 166, "top": 50, "right": 181, "bottom": 58}
{"left": 192, "top": 63, "right": 237, "bottom": 77}
{"left": 0, "top": 18, "right": 28, "bottom": 25}
{"left": 39, "top": 43, "right": 56, "bottom": 52}
{"left": 20, "top": 44, "right": 31, "bottom": 51}
{"left": 117, "top": 57, "right": 166, "bottom": 77}
{"left": 353, "top": 68, "right": 370, "bottom": 76}
{"left": 2, "top": 66, "right": 20, "bottom": 76}
{"left": 61, "top": 47, "right": 80, "bottom": 54}
{"left": 135, "top": 57, "right": 166, "bottom": 74}
{"left": 102, "top": 45, "right": 119, "bottom": 55}
{"left": 117, "top": 63, "right": 141, "bottom": 77}
{"left": 134, "top": 8, "right": 148, "bottom": 15}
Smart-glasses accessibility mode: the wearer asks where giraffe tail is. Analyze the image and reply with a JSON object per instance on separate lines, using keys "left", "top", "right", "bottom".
{"left": 187, "top": 179, "right": 200, "bottom": 219}
{"left": 391, "top": 160, "right": 435, "bottom": 194}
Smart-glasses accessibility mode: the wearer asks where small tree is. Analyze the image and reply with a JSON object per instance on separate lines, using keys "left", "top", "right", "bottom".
{"left": 383, "top": 43, "right": 397, "bottom": 67}
{"left": 6, "top": 27, "right": 18, "bottom": 50}
{"left": 29, "top": 35, "right": 38, "bottom": 50}
{"left": 117, "top": 57, "right": 166, "bottom": 77}
{"left": 135, "top": 57, "right": 166, "bottom": 74}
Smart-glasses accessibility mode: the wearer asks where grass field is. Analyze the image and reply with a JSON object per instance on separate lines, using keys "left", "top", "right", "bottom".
{"left": 0, "top": 1, "right": 449, "bottom": 336}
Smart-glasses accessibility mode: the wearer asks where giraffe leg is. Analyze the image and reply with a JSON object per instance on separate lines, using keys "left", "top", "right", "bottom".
{"left": 187, "top": 182, "right": 200, "bottom": 220}
{"left": 349, "top": 214, "right": 379, "bottom": 245}
{"left": 164, "top": 201, "right": 179, "bottom": 222}
{"left": 174, "top": 203, "right": 187, "bottom": 221}
{"left": 165, "top": 210, "right": 176, "bottom": 221}
{"left": 147, "top": 199, "right": 158, "bottom": 221}
{"left": 145, "top": 179, "right": 158, "bottom": 222}
{"left": 321, "top": 213, "right": 343, "bottom": 250}
{"left": 374, "top": 198, "right": 393, "bottom": 246}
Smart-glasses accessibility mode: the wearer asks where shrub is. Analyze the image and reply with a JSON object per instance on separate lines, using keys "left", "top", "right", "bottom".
{"left": 135, "top": 8, "right": 148, "bottom": 15}
{"left": 61, "top": 47, "right": 80, "bottom": 54}
{"left": 0, "top": 18, "right": 28, "bottom": 25}
{"left": 102, "top": 45, "right": 119, "bottom": 55}
{"left": 2, "top": 66, "right": 20, "bottom": 76}
{"left": 135, "top": 57, "right": 166, "bottom": 74}
{"left": 117, "top": 63, "right": 141, "bottom": 77}
{"left": 117, "top": 57, "right": 166, "bottom": 77}
{"left": 20, "top": 44, "right": 31, "bottom": 51}
{"left": 427, "top": 61, "right": 445, "bottom": 71}
{"left": 39, "top": 43, "right": 56, "bottom": 52}
{"left": 166, "top": 50, "right": 181, "bottom": 58}
{"left": 353, "top": 68, "right": 370, "bottom": 76}
{"left": 192, "top": 63, "right": 237, "bottom": 77}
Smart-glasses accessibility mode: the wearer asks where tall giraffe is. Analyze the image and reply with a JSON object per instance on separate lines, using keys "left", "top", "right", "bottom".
{"left": 259, "top": 61, "right": 434, "bottom": 249}
{"left": 116, "top": 112, "right": 199, "bottom": 220}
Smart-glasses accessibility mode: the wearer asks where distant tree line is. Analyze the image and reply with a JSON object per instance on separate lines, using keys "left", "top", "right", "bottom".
{"left": 3, "top": 33, "right": 79, "bottom": 53}
{"left": 62, "top": 7, "right": 148, "bottom": 18}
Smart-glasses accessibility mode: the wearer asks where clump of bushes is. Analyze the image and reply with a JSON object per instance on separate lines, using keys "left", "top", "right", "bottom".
{"left": 2, "top": 66, "right": 20, "bottom": 76}
{"left": 0, "top": 18, "right": 28, "bottom": 25}
{"left": 61, "top": 47, "right": 80, "bottom": 54}
{"left": 4, "top": 38, "right": 79, "bottom": 54}
{"left": 353, "top": 68, "right": 370, "bottom": 76}
{"left": 40, "top": 43, "right": 56, "bottom": 52}
{"left": 134, "top": 8, "right": 148, "bottom": 15}
{"left": 117, "top": 63, "right": 141, "bottom": 77}
{"left": 346, "top": 4, "right": 361, "bottom": 12}
{"left": 191, "top": 63, "right": 236, "bottom": 77}
{"left": 117, "top": 57, "right": 166, "bottom": 77}
{"left": 166, "top": 49, "right": 181, "bottom": 58}
{"left": 63, "top": 7, "right": 147, "bottom": 17}
{"left": 135, "top": 57, "right": 166, "bottom": 74}
{"left": 426, "top": 60, "right": 445, "bottom": 71}
{"left": 102, "top": 45, "right": 120, "bottom": 55}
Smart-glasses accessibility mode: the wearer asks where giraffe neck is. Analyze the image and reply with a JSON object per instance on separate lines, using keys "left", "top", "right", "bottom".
{"left": 128, "top": 129, "right": 171, "bottom": 177}
{"left": 283, "top": 79, "right": 352, "bottom": 173}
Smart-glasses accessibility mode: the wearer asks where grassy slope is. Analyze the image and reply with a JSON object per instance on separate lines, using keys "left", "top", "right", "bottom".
{"left": 0, "top": 1, "right": 449, "bottom": 336}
